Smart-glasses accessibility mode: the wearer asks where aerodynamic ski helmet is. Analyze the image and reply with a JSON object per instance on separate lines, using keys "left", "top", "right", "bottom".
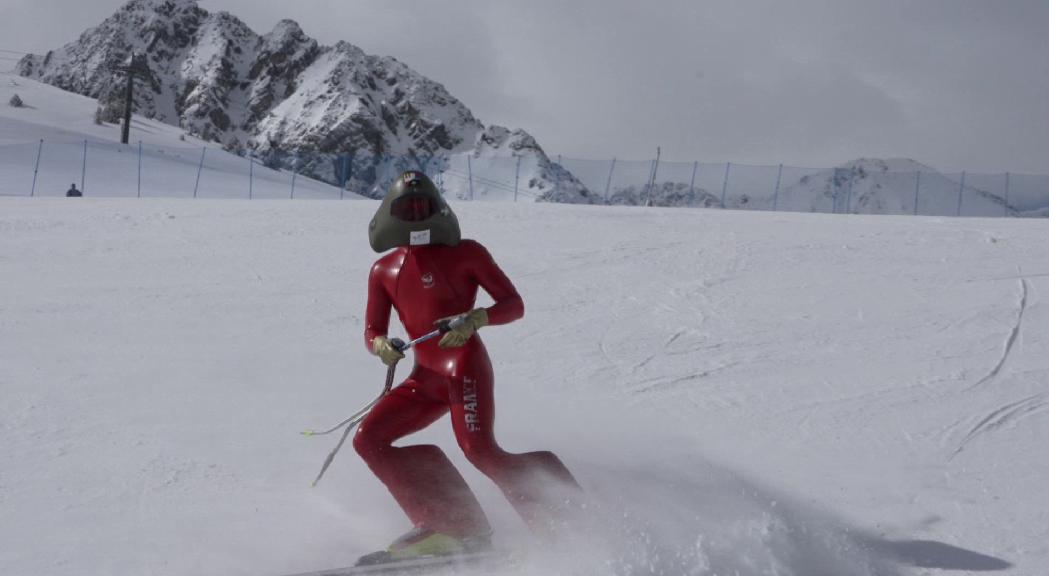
{"left": 369, "top": 171, "right": 460, "bottom": 252}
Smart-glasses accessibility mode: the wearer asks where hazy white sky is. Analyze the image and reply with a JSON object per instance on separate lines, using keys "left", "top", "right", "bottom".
{"left": 1, "top": 0, "right": 1047, "bottom": 172}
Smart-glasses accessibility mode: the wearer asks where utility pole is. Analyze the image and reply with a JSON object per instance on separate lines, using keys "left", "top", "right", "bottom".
{"left": 121, "top": 53, "right": 145, "bottom": 145}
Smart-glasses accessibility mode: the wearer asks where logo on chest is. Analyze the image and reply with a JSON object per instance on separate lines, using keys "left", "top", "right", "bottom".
{"left": 420, "top": 272, "right": 435, "bottom": 289}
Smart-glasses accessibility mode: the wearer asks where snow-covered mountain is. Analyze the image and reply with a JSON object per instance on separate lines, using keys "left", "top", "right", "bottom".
{"left": 440, "top": 126, "right": 598, "bottom": 204}
{"left": 16, "top": 0, "right": 579, "bottom": 200}
{"left": 599, "top": 157, "right": 1041, "bottom": 216}
{"left": 776, "top": 158, "right": 1016, "bottom": 216}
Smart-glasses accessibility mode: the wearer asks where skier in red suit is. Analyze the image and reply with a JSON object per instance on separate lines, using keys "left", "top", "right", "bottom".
{"left": 354, "top": 171, "right": 578, "bottom": 564}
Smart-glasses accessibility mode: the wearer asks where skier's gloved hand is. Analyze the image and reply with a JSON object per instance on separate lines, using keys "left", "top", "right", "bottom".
{"left": 437, "top": 308, "right": 488, "bottom": 348}
{"left": 372, "top": 336, "right": 406, "bottom": 366}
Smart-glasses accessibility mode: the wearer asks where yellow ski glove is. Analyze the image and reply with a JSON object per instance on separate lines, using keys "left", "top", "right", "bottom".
{"left": 372, "top": 336, "right": 406, "bottom": 366}
{"left": 437, "top": 308, "right": 489, "bottom": 348}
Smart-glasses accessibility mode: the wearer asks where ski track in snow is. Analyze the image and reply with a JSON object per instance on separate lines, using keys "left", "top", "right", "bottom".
{"left": 962, "top": 278, "right": 1028, "bottom": 394}
{"left": 946, "top": 277, "right": 1041, "bottom": 460}
{"left": 951, "top": 392, "right": 1049, "bottom": 460}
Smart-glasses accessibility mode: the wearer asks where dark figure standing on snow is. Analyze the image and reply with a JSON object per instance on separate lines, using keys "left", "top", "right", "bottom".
{"left": 354, "top": 171, "right": 579, "bottom": 564}
{"left": 66, "top": 184, "right": 81, "bottom": 197}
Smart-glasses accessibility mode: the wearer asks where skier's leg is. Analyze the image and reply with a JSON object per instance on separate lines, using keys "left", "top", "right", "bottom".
{"left": 448, "top": 360, "right": 580, "bottom": 532}
{"left": 354, "top": 373, "right": 491, "bottom": 537}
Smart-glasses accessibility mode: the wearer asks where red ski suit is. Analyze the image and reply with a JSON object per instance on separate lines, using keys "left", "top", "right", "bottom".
{"left": 355, "top": 239, "right": 576, "bottom": 537}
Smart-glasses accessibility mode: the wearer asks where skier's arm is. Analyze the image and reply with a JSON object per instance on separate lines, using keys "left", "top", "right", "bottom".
{"left": 469, "top": 241, "right": 524, "bottom": 326}
{"left": 364, "top": 262, "right": 394, "bottom": 351}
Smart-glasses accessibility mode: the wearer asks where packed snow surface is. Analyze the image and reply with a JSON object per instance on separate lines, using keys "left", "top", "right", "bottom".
{"left": 1, "top": 199, "right": 1047, "bottom": 576}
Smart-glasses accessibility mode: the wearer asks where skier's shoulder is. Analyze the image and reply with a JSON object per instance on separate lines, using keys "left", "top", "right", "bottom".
{"left": 457, "top": 238, "right": 490, "bottom": 257}
{"left": 370, "top": 248, "right": 407, "bottom": 275}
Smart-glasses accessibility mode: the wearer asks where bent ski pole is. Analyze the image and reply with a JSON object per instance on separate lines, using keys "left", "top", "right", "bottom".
{"left": 307, "top": 315, "right": 467, "bottom": 486}
{"left": 302, "top": 318, "right": 465, "bottom": 437}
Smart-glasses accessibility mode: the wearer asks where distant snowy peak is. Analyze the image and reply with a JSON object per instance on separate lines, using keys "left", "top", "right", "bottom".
{"left": 779, "top": 158, "right": 1015, "bottom": 216}
{"left": 18, "top": 0, "right": 253, "bottom": 131}
{"left": 837, "top": 157, "right": 937, "bottom": 174}
{"left": 479, "top": 125, "right": 597, "bottom": 204}
{"left": 253, "top": 41, "right": 483, "bottom": 158}
{"left": 16, "top": 0, "right": 495, "bottom": 179}
{"left": 609, "top": 182, "right": 720, "bottom": 208}
{"left": 17, "top": 0, "right": 592, "bottom": 201}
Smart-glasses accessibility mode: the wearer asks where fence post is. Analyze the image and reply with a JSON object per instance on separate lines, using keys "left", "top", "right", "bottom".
{"left": 337, "top": 154, "right": 344, "bottom": 199}
{"left": 248, "top": 153, "right": 254, "bottom": 199}
{"left": 845, "top": 169, "right": 855, "bottom": 213}
{"left": 194, "top": 146, "right": 206, "bottom": 198}
{"left": 831, "top": 168, "right": 841, "bottom": 213}
{"left": 341, "top": 154, "right": 350, "bottom": 199}
{"left": 720, "top": 162, "right": 732, "bottom": 208}
{"left": 350, "top": 154, "right": 357, "bottom": 197}
{"left": 643, "top": 160, "right": 655, "bottom": 207}
{"left": 647, "top": 146, "right": 661, "bottom": 207}
{"left": 290, "top": 154, "right": 298, "bottom": 199}
{"left": 1003, "top": 172, "right": 1010, "bottom": 216}
{"left": 957, "top": 171, "right": 965, "bottom": 216}
{"left": 556, "top": 154, "right": 562, "bottom": 197}
{"left": 137, "top": 140, "right": 142, "bottom": 198}
{"left": 30, "top": 139, "right": 43, "bottom": 197}
{"left": 81, "top": 139, "right": 88, "bottom": 194}
{"left": 514, "top": 155, "right": 521, "bottom": 202}
{"left": 773, "top": 163, "right": 783, "bottom": 212}
{"left": 467, "top": 155, "right": 474, "bottom": 200}
{"left": 688, "top": 160, "right": 698, "bottom": 201}
{"left": 604, "top": 157, "right": 617, "bottom": 203}
{"left": 913, "top": 171, "right": 921, "bottom": 215}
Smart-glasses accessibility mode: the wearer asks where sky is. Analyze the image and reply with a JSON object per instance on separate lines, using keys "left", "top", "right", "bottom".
{"left": 1, "top": 0, "right": 1047, "bottom": 173}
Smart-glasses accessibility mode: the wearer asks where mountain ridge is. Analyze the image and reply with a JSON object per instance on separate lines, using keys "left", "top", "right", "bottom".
{"left": 17, "top": 0, "right": 597, "bottom": 202}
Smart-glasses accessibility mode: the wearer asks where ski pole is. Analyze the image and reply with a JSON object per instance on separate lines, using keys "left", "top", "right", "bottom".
{"left": 302, "top": 317, "right": 465, "bottom": 437}
{"left": 307, "top": 315, "right": 468, "bottom": 486}
{"left": 308, "top": 342, "right": 402, "bottom": 487}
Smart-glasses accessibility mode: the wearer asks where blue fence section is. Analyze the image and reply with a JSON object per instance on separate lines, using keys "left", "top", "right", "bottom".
{"left": 1, "top": 139, "right": 1047, "bottom": 217}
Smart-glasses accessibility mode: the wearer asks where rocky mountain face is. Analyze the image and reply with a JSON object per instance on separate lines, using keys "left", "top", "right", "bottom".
{"left": 18, "top": 0, "right": 582, "bottom": 200}
{"left": 468, "top": 126, "right": 597, "bottom": 204}
{"left": 609, "top": 181, "right": 720, "bottom": 208}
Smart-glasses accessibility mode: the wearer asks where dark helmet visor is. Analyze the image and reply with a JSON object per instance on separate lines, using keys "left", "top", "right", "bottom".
{"left": 390, "top": 194, "right": 437, "bottom": 222}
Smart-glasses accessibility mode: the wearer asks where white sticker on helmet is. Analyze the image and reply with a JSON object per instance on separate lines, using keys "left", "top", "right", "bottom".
{"left": 410, "top": 229, "right": 431, "bottom": 245}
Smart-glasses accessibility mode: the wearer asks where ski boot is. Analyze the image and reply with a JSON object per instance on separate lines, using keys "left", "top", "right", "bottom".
{"left": 355, "top": 526, "right": 493, "bottom": 566}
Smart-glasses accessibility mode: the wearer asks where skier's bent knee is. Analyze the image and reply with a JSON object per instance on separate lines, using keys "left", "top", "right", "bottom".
{"left": 352, "top": 429, "right": 386, "bottom": 460}
{"left": 461, "top": 442, "right": 506, "bottom": 473}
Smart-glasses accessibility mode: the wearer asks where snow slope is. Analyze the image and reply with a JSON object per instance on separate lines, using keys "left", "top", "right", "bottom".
{"left": 2, "top": 197, "right": 1046, "bottom": 576}
{"left": 0, "top": 72, "right": 357, "bottom": 199}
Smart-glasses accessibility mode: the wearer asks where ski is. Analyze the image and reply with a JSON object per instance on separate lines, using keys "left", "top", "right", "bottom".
{"left": 280, "top": 550, "right": 509, "bottom": 576}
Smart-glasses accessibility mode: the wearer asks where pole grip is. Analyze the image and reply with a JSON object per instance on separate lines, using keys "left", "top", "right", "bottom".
{"left": 437, "top": 314, "right": 468, "bottom": 334}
